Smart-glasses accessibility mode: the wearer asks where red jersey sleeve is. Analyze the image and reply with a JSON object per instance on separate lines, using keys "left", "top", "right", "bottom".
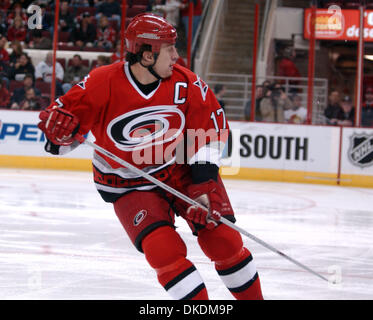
{"left": 47, "top": 66, "right": 110, "bottom": 136}
{"left": 184, "top": 74, "right": 228, "bottom": 166}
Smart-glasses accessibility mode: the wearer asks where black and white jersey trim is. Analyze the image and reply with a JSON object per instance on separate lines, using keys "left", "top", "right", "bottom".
{"left": 124, "top": 62, "right": 161, "bottom": 100}
{"left": 93, "top": 151, "right": 175, "bottom": 179}
{"left": 92, "top": 151, "right": 175, "bottom": 197}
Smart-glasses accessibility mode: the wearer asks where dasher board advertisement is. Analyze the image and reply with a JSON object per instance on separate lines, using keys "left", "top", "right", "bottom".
{"left": 227, "top": 121, "right": 341, "bottom": 174}
{"left": 0, "top": 110, "right": 92, "bottom": 158}
{"left": 0, "top": 110, "right": 93, "bottom": 170}
{"left": 304, "top": 8, "right": 373, "bottom": 42}
{"left": 1, "top": 110, "right": 373, "bottom": 186}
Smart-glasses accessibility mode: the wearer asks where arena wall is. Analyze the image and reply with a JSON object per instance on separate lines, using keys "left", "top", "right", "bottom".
{"left": 1, "top": 110, "right": 372, "bottom": 188}
{"left": 23, "top": 49, "right": 113, "bottom": 67}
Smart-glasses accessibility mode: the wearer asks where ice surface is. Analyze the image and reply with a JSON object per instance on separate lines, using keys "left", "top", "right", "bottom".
{"left": 1, "top": 168, "right": 372, "bottom": 300}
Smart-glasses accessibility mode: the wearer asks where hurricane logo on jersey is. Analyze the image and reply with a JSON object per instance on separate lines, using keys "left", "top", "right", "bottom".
{"left": 107, "top": 105, "right": 185, "bottom": 151}
{"left": 133, "top": 209, "right": 147, "bottom": 226}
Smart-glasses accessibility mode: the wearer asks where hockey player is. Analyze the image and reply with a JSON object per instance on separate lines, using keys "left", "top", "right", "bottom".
{"left": 37, "top": 13, "right": 263, "bottom": 300}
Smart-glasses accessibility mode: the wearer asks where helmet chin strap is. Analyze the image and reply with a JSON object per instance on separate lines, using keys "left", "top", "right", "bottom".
{"left": 139, "top": 53, "right": 162, "bottom": 80}
{"left": 147, "top": 65, "right": 162, "bottom": 80}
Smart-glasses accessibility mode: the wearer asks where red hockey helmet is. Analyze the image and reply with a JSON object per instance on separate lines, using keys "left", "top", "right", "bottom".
{"left": 125, "top": 13, "right": 177, "bottom": 54}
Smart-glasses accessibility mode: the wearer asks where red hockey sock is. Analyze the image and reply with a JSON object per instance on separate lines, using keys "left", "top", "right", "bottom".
{"left": 215, "top": 247, "right": 263, "bottom": 300}
{"left": 157, "top": 258, "right": 209, "bottom": 300}
{"left": 142, "top": 226, "right": 208, "bottom": 300}
{"left": 198, "top": 224, "right": 263, "bottom": 300}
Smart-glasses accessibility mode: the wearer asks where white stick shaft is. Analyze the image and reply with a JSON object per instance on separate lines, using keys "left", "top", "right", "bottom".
{"left": 219, "top": 217, "right": 329, "bottom": 282}
{"left": 83, "top": 139, "right": 329, "bottom": 282}
{"left": 84, "top": 140, "right": 204, "bottom": 208}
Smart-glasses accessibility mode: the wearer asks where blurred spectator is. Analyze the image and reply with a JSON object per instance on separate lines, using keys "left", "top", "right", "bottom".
{"left": 11, "top": 1, "right": 38, "bottom": 9}
{"left": 181, "top": 0, "right": 202, "bottom": 41}
{"left": 8, "top": 40, "right": 24, "bottom": 68}
{"left": 111, "top": 41, "right": 124, "bottom": 63}
{"left": 0, "top": 35, "right": 9, "bottom": 64}
{"left": 62, "top": 54, "right": 90, "bottom": 93}
{"left": 93, "top": 0, "right": 104, "bottom": 6}
{"left": 0, "top": 0, "right": 11, "bottom": 11}
{"left": 8, "top": 52, "right": 35, "bottom": 81}
{"left": 285, "top": 94, "right": 307, "bottom": 124}
{"left": 30, "top": 0, "right": 50, "bottom": 4}
{"left": 10, "top": 73, "right": 41, "bottom": 109}
{"left": 0, "top": 10, "right": 7, "bottom": 36}
{"left": 96, "top": 0, "right": 121, "bottom": 24}
{"left": 362, "top": 87, "right": 373, "bottom": 127}
{"left": 0, "top": 35, "right": 10, "bottom": 87}
{"left": 6, "top": 2, "right": 28, "bottom": 27}
{"left": 213, "top": 84, "right": 226, "bottom": 111}
{"left": 71, "top": 0, "right": 91, "bottom": 6}
{"left": 18, "top": 87, "right": 46, "bottom": 110}
{"left": 96, "top": 55, "right": 111, "bottom": 68}
{"left": 273, "top": 82, "right": 293, "bottom": 95}
{"left": 150, "top": 0, "right": 166, "bottom": 17}
{"left": 59, "top": 0, "right": 75, "bottom": 32}
{"left": 262, "top": 80, "right": 271, "bottom": 89}
{"left": 335, "top": 95, "right": 354, "bottom": 126}
{"left": 276, "top": 46, "right": 301, "bottom": 93}
{"left": 0, "top": 81, "right": 10, "bottom": 108}
{"left": 259, "top": 84, "right": 293, "bottom": 123}
{"left": 35, "top": 52, "right": 64, "bottom": 96}
{"left": 70, "top": 12, "right": 97, "bottom": 48}
{"left": 39, "top": 4, "right": 54, "bottom": 32}
{"left": 28, "top": 29, "right": 52, "bottom": 49}
{"left": 244, "top": 85, "right": 264, "bottom": 121}
{"left": 324, "top": 89, "right": 341, "bottom": 125}
{"left": 7, "top": 16, "right": 27, "bottom": 43}
{"left": 154, "top": 0, "right": 183, "bottom": 27}
{"left": 35, "top": 52, "right": 64, "bottom": 82}
{"left": 95, "top": 15, "right": 116, "bottom": 50}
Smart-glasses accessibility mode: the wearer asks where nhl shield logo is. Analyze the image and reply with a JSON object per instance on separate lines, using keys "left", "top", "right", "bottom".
{"left": 348, "top": 133, "right": 373, "bottom": 168}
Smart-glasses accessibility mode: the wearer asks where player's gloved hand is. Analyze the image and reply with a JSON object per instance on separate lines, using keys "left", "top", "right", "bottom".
{"left": 38, "top": 108, "right": 80, "bottom": 146}
{"left": 184, "top": 179, "right": 223, "bottom": 230}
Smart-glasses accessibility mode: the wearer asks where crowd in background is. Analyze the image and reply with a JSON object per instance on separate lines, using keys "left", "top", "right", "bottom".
{"left": 232, "top": 42, "right": 372, "bottom": 127}
{"left": 239, "top": 79, "right": 373, "bottom": 128}
{"left": 0, "top": 0, "right": 372, "bottom": 128}
{"left": 242, "top": 81, "right": 307, "bottom": 125}
{"left": 0, "top": 0, "right": 202, "bottom": 50}
{"left": 0, "top": 0, "right": 203, "bottom": 111}
{"left": 0, "top": 33, "right": 113, "bottom": 110}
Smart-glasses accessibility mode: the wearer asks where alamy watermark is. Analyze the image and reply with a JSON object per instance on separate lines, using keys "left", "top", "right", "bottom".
{"left": 328, "top": 265, "right": 343, "bottom": 289}
{"left": 27, "top": 5, "right": 42, "bottom": 30}
{"left": 122, "top": 127, "right": 241, "bottom": 175}
{"left": 27, "top": 264, "right": 42, "bottom": 290}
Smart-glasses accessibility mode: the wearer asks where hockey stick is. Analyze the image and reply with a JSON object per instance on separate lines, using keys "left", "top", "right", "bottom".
{"left": 81, "top": 137, "right": 329, "bottom": 283}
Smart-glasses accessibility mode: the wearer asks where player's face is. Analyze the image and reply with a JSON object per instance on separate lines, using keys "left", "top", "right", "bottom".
{"left": 153, "top": 43, "right": 179, "bottom": 79}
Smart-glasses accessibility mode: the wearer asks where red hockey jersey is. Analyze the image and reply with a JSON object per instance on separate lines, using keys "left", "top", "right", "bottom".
{"left": 49, "top": 62, "right": 228, "bottom": 202}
